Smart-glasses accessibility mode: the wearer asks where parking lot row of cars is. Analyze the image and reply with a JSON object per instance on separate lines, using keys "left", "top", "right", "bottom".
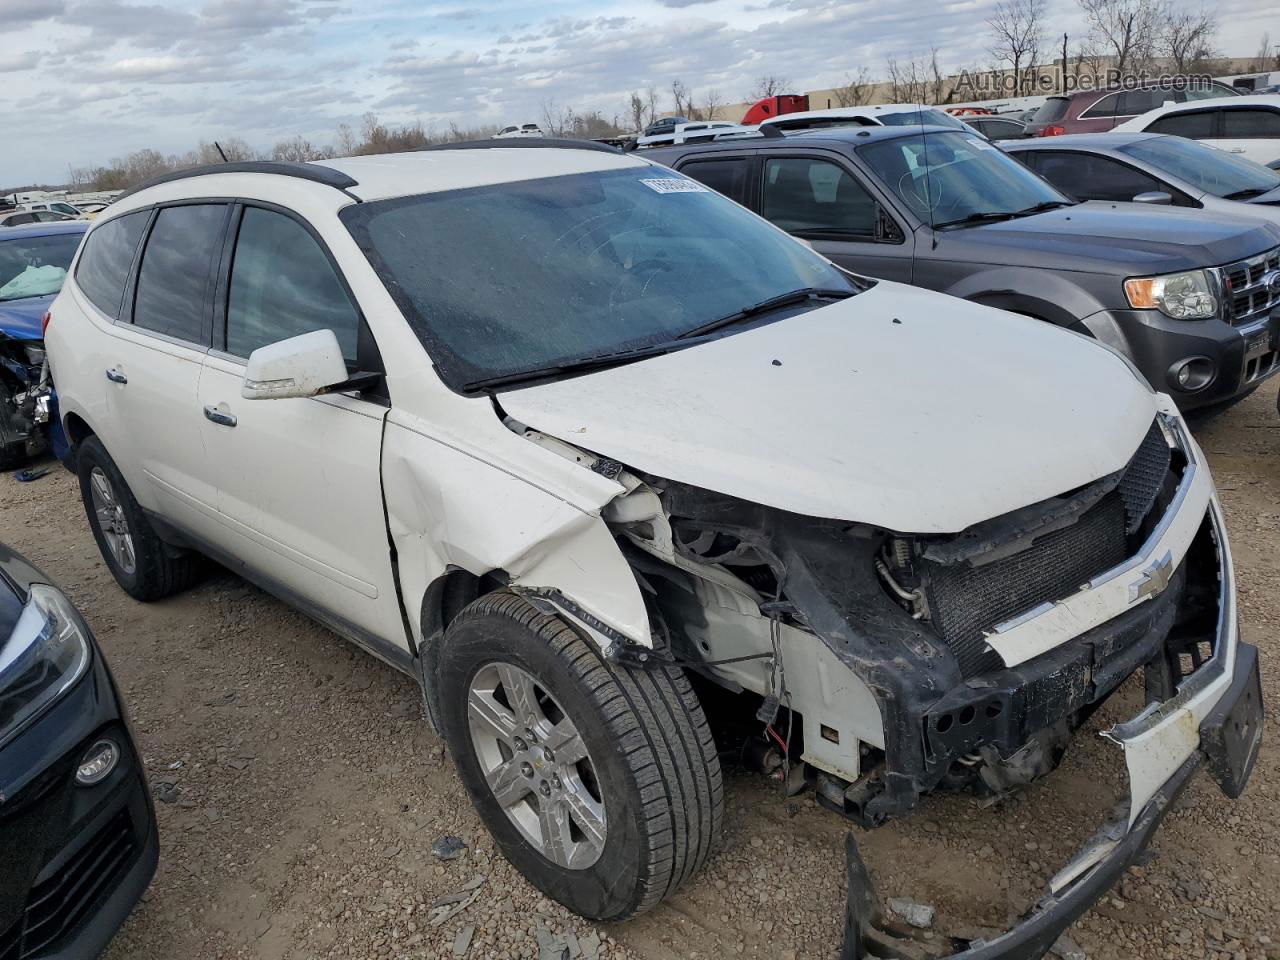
{"left": 0, "top": 98, "right": 1275, "bottom": 959}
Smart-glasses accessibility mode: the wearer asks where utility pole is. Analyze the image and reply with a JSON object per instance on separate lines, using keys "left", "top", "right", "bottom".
{"left": 1062, "top": 32, "right": 1069, "bottom": 92}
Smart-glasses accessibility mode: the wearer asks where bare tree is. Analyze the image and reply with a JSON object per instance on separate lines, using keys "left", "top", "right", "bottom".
{"left": 701, "top": 89, "right": 724, "bottom": 121}
{"left": 886, "top": 57, "right": 928, "bottom": 103}
{"left": 272, "top": 135, "right": 331, "bottom": 162}
{"left": 645, "top": 86, "right": 659, "bottom": 124}
{"left": 832, "top": 67, "right": 875, "bottom": 106}
{"left": 987, "top": 0, "right": 1046, "bottom": 96}
{"left": 1254, "top": 32, "right": 1273, "bottom": 71}
{"left": 746, "top": 74, "right": 791, "bottom": 101}
{"left": 628, "top": 91, "right": 647, "bottom": 131}
{"left": 670, "top": 79, "right": 693, "bottom": 118}
{"left": 540, "top": 100, "right": 579, "bottom": 138}
{"left": 1162, "top": 8, "right": 1218, "bottom": 73}
{"left": 1077, "top": 0, "right": 1166, "bottom": 74}
{"left": 927, "top": 48, "right": 949, "bottom": 103}
{"left": 335, "top": 123, "right": 359, "bottom": 157}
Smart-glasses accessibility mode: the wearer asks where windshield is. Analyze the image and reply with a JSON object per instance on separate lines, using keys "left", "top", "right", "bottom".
{"left": 341, "top": 165, "right": 857, "bottom": 390}
{"left": 1119, "top": 136, "right": 1280, "bottom": 198}
{"left": 876, "top": 109, "right": 968, "bottom": 131}
{"left": 0, "top": 233, "right": 81, "bottom": 302}
{"left": 860, "top": 131, "right": 1069, "bottom": 226}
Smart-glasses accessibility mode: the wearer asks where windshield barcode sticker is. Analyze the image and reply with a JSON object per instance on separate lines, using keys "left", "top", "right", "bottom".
{"left": 640, "top": 178, "right": 707, "bottom": 194}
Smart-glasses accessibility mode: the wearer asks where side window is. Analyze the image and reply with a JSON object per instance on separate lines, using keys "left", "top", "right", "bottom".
{"left": 1081, "top": 92, "right": 1121, "bottom": 118}
{"left": 1222, "top": 109, "right": 1280, "bottom": 139}
{"left": 680, "top": 158, "right": 751, "bottom": 205}
{"left": 133, "top": 204, "right": 226, "bottom": 343}
{"left": 74, "top": 211, "right": 148, "bottom": 319}
{"left": 762, "top": 157, "right": 881, "bottom": 239}
{"left": 1033, "top": 152, "right": 1162, "bottom": 202}
{"left": 226, "top": 207, "right": 360, "bottom": 361}
{"left": 1117, "top": 89, "right": 1163, "bottom": 117}
{"left": 1148, "top": 110, "right": 1216, "bottom": 139}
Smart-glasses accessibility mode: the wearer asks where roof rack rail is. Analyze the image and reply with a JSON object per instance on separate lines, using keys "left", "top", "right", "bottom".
{"left": 416, "top": 138, "right": 622, "bottom": 155}
{"left": 115, "top": 161, "right": 359, "bottom": 204}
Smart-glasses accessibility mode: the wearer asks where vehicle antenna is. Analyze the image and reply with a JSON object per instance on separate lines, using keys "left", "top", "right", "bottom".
{"left": 213, "top": 141, "right": 229, "bottom": 163}
{"left": 920, "top": 109, "right": 938, "bottom": 250}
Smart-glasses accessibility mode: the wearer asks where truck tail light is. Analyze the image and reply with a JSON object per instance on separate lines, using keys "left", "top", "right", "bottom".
{"left": 41, "top": 310, "right": 52, "bottom": 336}
{"left": 1039, "top": 125, "right": 1066, "bottom": 137}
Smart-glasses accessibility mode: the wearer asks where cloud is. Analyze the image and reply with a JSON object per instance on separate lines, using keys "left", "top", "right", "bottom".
{"left": 0, "top": 51, "right": 41, "bottom": 72}
{"left": 0, "top": 0, "right": 65, "bottom": 25}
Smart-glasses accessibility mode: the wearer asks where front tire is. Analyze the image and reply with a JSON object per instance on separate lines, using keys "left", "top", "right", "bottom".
{"left": 437, "top": 591, "right": 722, "bottom": 921}
{"left": 76, "top": 435, "right": 200, "bottom": 600}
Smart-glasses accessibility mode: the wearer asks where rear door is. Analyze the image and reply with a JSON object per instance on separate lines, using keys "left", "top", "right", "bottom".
{"left": 103, "top": 202, "right": 227, "bottom": 539}
{"left": 757, "top": 154, "right": 914, "bottom": 282}
{"left": 196, "top": 202, "right": 406, "bottom": 659}
{"left": 1215, "top": 107, "right": 1280, "bottom": 166}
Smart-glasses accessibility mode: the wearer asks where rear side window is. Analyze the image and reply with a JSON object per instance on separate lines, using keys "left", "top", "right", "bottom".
{"left": 680, "top": 158, "right": 752, "bottom": 205}
{"left": 1222, "top": 109, "right": 1280, "bottom": 138}
{"left": 133, "top": 204, "right": 226, "bottom": 343}
{"left": 1081, "top": 92, "right": 1121, "bottom": 118}
{"left": 226, "top": 207, "right": 360, "bottom": 361}
{"left": 75, "top": 212, "right": 148, "bottom": 319}
{"left": 1148, "top": 110, "right": 1216, "bottom": 139}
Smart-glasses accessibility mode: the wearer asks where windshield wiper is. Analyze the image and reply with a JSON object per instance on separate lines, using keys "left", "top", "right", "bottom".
{"left": 463, "top": 342, "right": 681, "bottom": 392}
{"left": 934, "top": 201, "right": 1073, "bottom": 230}
{"left": 675, "top": 287, "right": 854, "bottom": 340}
{"left": 933, "top": 210, "right": 1021, "bottom": 229}
{"left": 1014, "top": 200, "right": 1075, "bottom": 214}
{"left": 1224, "top": 187, "right": 1269, "bottom": 201}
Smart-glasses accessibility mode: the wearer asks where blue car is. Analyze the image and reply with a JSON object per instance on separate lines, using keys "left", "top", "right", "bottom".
{"left": 0, "top": 221, "right": 86, "bottom": 468}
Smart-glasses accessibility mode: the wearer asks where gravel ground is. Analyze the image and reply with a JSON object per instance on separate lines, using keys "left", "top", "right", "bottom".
{"left": 4, "top": 388, "right": 1280, "bottom": 960}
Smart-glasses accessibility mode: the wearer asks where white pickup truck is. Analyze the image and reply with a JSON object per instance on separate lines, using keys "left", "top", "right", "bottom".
{"left": 45, "top": 142, "right": 1261, "bottom": 958}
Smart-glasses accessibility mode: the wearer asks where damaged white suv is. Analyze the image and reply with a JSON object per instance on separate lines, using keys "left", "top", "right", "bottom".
{"left": 46, "top": 143, "right": 1261, "bottom": 956}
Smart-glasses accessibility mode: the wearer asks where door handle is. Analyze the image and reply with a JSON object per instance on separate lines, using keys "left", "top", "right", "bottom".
{"left": 105, "top": 367, "right": 127, "bottom": 384}
{"left": 203, "top": 404, "right": 237, "bottom": 428}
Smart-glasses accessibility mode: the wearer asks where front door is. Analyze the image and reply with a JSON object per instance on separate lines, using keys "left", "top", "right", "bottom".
{"left": 758, "top": 155, "right": 915, "bottom": 283}
{"left": 196, "top": 204, "right": 406, "bottom": 658}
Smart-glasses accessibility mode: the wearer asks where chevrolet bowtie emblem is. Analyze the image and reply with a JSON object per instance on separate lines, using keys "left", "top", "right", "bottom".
{"left": 1130, "top": 550, "right": 1174, "bottom": 603}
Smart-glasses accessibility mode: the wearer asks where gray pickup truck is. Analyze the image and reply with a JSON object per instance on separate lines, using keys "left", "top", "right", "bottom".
{"left": 646, "top": 126, "right": 1280, "bottom": 413}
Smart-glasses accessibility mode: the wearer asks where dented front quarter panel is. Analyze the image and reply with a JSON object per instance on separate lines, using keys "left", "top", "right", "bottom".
{"left": 381, "top": 405, "right": 652, "bottom": 649}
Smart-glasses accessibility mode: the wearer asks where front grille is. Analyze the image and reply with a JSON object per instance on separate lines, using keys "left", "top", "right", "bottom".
{"left": 1220, "top": 245, "right": 1280, "bottom": 327}
{"left": 924, "top": 495, "right": 1128, "bottom": 676}
{"left": 1118, "top": 420, "right": 1171, "bottom": 534}
{"left": 9, "top": 810, "right": 136, "bottom": 959}
{"left": 919, "top": 418, "right": 1174, "bottom": 678}
{"left": 0, "top": 920, "right": 18, "bottom": 960}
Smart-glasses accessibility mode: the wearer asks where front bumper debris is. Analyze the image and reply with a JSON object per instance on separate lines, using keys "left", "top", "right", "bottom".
{"left": 840, "top": 641, "right": 1263, "bottom": 960}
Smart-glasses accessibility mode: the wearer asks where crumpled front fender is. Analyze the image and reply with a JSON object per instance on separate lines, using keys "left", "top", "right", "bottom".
{"left": 381, "top": 417, "right": 651, "bottom": 652}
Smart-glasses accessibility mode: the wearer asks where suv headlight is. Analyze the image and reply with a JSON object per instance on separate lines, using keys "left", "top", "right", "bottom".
{"left": 1124, "top": 269, "right": 1218, "bottom": 320}
{"left": 0, "top": 583, "right": 91, "bottom": 746}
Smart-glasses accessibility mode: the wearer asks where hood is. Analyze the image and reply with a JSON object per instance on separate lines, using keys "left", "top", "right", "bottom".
{"left": 946, "top": 202, "right": 1280, "bottom": 276}
{"left": 501, "top": 283, "right": 1158, "bottom": 534}
{"left": 0, "top": 294, "right": 52, "bottom": 341}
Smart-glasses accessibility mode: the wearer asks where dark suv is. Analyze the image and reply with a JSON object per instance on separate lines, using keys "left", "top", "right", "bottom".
{"left": 1024, "top": 79, "right": 1238, "bottom": 137}
{"left": 645, "top": 125, "right": 1280, "bottom": 412}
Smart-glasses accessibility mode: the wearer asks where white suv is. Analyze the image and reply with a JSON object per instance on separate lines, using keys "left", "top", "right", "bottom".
{"left": 46, "top": 142, "right": 1260, "bottom": 950}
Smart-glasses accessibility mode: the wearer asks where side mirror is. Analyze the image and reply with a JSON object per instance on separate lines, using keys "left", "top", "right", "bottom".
{"left": 1132, "top": 191, "right": 1173, "bottom": 205}
{"left": 241, "top": 329, "right": 349, "bottom": 400}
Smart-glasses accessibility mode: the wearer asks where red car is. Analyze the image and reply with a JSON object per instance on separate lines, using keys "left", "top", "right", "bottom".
{"left": 1025, "top": 79, "right": 1238, "bottom": 137}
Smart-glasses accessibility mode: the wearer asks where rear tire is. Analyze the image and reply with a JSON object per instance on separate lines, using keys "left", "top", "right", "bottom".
{"left": 76, "top": 435, "right": 200, "bottom": 600}
{"left": 437, "top": 591, "right": 722, "bottom": 921}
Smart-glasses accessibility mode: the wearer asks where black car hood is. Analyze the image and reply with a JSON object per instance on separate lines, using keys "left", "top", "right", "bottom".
{"left": 941, "top": 201, "right": 1280, "bottom": 276}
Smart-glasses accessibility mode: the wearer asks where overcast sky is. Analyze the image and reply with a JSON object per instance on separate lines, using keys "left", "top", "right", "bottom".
{"left": 3, "top": 0, "right": 1277, "bottom": 185}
